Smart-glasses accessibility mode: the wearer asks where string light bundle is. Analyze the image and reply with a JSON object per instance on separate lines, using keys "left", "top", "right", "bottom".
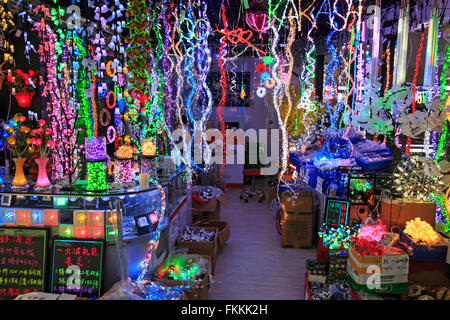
{"left": 393, "top": 156, "right": 446, "bottom": 201}
{"left": 318, "top": 223, "right": 361, "bottom": 250}
{"left": 404, "top": 218, "right": 445, "bottom": 246}
{"left": 358, "top": 221, "right": 387, "bottom": 243}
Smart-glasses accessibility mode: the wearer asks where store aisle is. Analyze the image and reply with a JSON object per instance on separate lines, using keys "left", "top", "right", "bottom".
{"left": 208, "top": 188, "right": 316, "bottom": 300}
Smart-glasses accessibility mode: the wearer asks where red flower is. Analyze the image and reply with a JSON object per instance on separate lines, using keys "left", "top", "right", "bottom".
{"left": 35, "top": 139, "right": 42, "bottom": 146}
{"left": 28, "top": 70, "right": 35, "bottom": 77}
{"left": 38, "top": 119, "right": 46, "bottom": 127}
{"left": 47, "top": 141, "right": 57, "bottom": 148}
{"left": 19, "top": 116, "right": 26, "bottom": 123}
{"left": 45, "top": 128, "right": 52, "bottom": 135}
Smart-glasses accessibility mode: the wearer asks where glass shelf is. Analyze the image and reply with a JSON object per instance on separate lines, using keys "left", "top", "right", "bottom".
{"left": 0, "top": 171, "right": 183, "bottom": 198}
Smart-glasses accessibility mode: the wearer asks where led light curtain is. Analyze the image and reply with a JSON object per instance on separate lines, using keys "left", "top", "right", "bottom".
{"left": 423, "top": 1, "right": 439, "bottom": 87}
{"left": 393, "top": 0, "right": 410, "bottom": 85}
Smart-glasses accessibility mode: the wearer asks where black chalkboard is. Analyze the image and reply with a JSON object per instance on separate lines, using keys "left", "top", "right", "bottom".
{"left": 50, "top": 239, "right": 104, "bottom": 300}
{"left": 0, "top": 227, "right": 48, "bottom": 300}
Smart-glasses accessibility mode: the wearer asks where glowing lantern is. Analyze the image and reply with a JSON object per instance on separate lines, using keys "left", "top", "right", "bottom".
{"left": 141, "top": 138, "right": 156, "bottom": 156}
{"left": 245, "top": 10, "right": 275, "bottom": 39}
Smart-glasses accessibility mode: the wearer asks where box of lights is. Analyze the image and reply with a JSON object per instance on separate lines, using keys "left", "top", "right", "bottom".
{"left": 192, "top": 195, "right": 228, "bottom": 223}
{"left": 155, "top": 254, "right": 211, "bottom": 300}
{"left": 346, "top": 245, "right": 409, "bottom": 295}
{"left": 192, "top": 220, "right": 231, "bottom": 254}
{"left": 379, "top": 200, "right": 436, "bottom": 229}
{"left": 176, "top": 226, "right": 218, "bottom": 275}
{"left": 281, "top": 208, "right": 313, "bottom": 249}
{"left": 281, "top": 190, "right": 313, "bottom": 213}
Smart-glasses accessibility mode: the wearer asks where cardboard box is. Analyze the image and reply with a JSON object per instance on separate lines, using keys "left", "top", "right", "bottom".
{"left": 176, "top": 227, "right": 218, "bottom": 275}
{"left": 192, "top": 207, "right": 220, "bottom": 224}
{"left": 281, "top": 190, "right": 313, "bottom": 213}
{"left": 346, "top": 246, "right": 409, "bottom": 295}
{"left": 348, "top": 246, "right": 409, "bottom": 276}
{"left": 192, "top": 195, "right": 228, "bottom": 213}
{"left": 281, "top": 209, "right": 313, "bottom": 248}
{"left": 191, "top": 194, "right": 228, "bottom": 223}
{"left": 155, "top": 255, "right": 211, "bottom": 300}
{"left": 379, "top": 199, "right": 436, "bottom": 229}
{"left": 192, "top": 220, "right": 231, "bottom": 254}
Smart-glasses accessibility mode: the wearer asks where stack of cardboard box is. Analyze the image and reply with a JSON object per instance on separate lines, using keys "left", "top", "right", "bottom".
{"left": 281, "top": 190, "right": 314, "bottom": 248}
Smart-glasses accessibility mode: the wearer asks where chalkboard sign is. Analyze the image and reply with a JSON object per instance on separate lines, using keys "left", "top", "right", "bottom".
{"left": 325, "top": 198, "right": 350, "bottom": 226}
{"left": 50, "top": 239, "right": 104, "bottom": 299}
{"left": 0, "top": 227, "right": 48, "bottom": 300}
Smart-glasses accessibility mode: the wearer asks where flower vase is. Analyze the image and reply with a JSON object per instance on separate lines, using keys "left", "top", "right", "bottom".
{"left": 12, "top": 158, "right": 28, "bottom": 187}
{"left": 35, "top": 158, "right": 51, "bottom": 188}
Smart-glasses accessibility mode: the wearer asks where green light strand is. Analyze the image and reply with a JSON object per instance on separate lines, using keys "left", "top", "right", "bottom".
{"left": 434, "top": 44, "right": 450, "bottom": 162}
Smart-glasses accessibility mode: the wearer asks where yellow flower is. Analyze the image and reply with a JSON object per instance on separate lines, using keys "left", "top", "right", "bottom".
{"left": 21, "top": 126, "right": 30, "bottom": 133}
{"left": 7, "top": 136, "right": 16, "bottom": 146}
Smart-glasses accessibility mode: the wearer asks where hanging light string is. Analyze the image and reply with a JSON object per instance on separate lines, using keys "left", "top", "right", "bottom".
{"left": 435, "top": 44, "right": 450, "bottom": 162}
{"left": 406, "top": 29, "right": 425, "bottom": 155}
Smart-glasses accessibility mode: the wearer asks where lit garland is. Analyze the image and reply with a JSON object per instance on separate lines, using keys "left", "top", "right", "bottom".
{"left": 406, "top": 30, "right": 424, "bottom": 155}
{"left": 137, "top": 183, "right": 166, "bottom": 282}
{"left": 435, "top": 44, "right": 450, "bottom": 162}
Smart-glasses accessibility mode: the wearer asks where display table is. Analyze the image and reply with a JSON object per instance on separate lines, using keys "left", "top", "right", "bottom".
{"left": 0, "top": 171, "right": 190, "bottom": 298}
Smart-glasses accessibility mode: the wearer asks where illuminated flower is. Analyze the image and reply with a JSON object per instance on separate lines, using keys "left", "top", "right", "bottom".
{"left": 20, "top": 126, "right": 30, "bottom": 133}
{"left": 47, "top": 141, "right": 57, "bottom": 148}
{"left": 19, "top": 116, "right": 26, "bottom": 123}
{"left": 45, "top": 128, "right": 52, "bottom": 135}
{"left": 35, "top": 139, "right": 42, "bottom": 146}
{"left": 7, "top": 136, "right": 16, "bottom": 146}
{"left": 38, "top": 119, "right": 46, "bottom": 127}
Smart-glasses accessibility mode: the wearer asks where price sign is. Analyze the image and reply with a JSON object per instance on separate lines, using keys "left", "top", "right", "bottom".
{"left": 50, "top": 239, "right": 104, "bottom": 299}
{"left": 0, "top": 227, "right": 48, "bottom": 299}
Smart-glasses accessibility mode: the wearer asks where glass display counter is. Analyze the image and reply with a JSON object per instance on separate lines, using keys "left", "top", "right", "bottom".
{"left": 0, "top": 170, "right": 190, "bottom": 293}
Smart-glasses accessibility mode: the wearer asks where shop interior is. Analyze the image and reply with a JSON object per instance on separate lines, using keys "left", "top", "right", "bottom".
{"left": 0, "top": 0, "right": 449, "bottom": 301}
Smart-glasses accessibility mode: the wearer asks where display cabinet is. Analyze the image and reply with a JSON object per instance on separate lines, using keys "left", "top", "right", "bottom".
{"left": 0, "top": 170, "right": 190, "bottom": 294}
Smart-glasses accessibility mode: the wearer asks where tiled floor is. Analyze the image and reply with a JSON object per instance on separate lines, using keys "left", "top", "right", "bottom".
{"left": 208, "top": 188, "right": 316, "bottom": 300}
